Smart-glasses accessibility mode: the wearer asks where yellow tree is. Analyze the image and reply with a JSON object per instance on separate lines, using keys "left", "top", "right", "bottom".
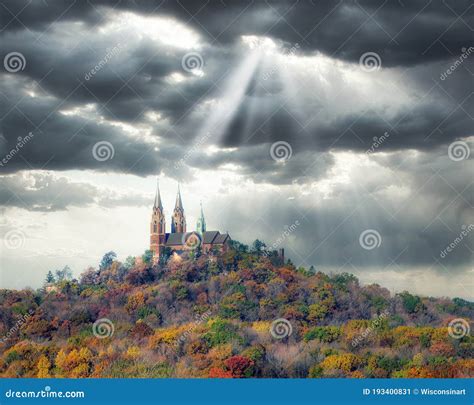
{"left": 37, "top": 355, "right": 51, "bottom": 378}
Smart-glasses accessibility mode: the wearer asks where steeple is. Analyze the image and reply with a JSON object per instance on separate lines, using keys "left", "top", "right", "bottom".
{"left": 150, "top": 178, "right": 166, "bottom": 260}
{"left": 196, "top": 201, "right": 206, "bottom": 235}
{"left": 175, "top": 184, "right": 183, "bottom": 211}
{"left": 154, "top": 179, "right": 163, "bottom": 210}
{"left": 171, "top": 184, "right": 186, "bottom": 233}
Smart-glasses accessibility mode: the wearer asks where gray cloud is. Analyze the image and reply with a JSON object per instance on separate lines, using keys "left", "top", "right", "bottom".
{"left": 0, "top": 172, "right": 150, "bottom": 211}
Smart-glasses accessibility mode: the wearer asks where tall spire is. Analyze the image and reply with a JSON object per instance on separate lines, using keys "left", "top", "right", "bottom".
{"left": 196, "top": 201, "right": 206, "bottom": 235}
{"left": 171, "top": 183, "right": 186, "bottom": 233}
{"left": 175, "top": 183, "right": 183, "bottom": 211}
{"left": 154, "top": 178, "right": 163, "bottom": 210}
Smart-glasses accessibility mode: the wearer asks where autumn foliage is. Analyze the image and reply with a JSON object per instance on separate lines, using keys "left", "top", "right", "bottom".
{"left": 0, "top": 241, "right": 472, "bottom": 378}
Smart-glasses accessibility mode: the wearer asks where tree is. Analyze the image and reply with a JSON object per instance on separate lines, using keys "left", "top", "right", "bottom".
{"left": 142, "top": 249, "right": 153, "bottom": 265}
{"left": 398, "top": 291, "right": 424, "bottom": 314}
{"left": 100, "top": 251, "right": 117, "bottom": 271}
{"left": 251, "top": 240, "right": 266, "bottom": 255}
{"left": 45, "top": 271, "right": 55, "bottom": 284}
{"left": 123, "top": 256, "right": 136, "bottom": 270}
{"left": 55, "top": 265, "right": 73, "bottom": 282}
{"left": 224, "top": 355, "right": 255, "bottom": 378}
{"left": 37, "top": 355, "right": 51, "bottom": 378}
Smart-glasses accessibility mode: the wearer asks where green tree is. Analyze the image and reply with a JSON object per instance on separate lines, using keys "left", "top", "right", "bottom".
{"left": 45, "top": 271, "right": 55, "bottom": 284}
{"left": 55, "top": 265, "right": 73, "bottom": 281}
{"left": 123, "top": 256, "right": 136, "bottom": 270}
{"left": 100, "top": 251, "right": 117, "bottom": 271}
{"left": 251, "top": 239, "right": 266, "bottom": 255}
{"left": 142, "top": 249, "right": 154, "bottom": 265}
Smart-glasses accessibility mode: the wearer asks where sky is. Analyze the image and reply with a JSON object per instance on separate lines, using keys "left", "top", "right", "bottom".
{"left": 0, "top": 0, "right": 472, "bottom": 299}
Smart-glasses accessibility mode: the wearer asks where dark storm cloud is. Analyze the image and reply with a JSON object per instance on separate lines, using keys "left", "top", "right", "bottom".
{"left": 0, "top": 0, "right": 472, "bottom": 186}
{"left": 2, "top": 0, "right": 472, "bottom": 66}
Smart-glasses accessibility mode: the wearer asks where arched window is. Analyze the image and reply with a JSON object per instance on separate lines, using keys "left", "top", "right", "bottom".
{"left": 153, "top": 221, "right": 157, "bottom": 233}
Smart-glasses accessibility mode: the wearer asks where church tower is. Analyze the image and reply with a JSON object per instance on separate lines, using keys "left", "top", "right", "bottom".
{"left": 150, "top": 179, "right": 166, "bottom": 258}
{"left": 171, "top": 185, "right": 186, "bottom": 233}
{"left": 196, "top": 201, "right": 206, "bottom": 235}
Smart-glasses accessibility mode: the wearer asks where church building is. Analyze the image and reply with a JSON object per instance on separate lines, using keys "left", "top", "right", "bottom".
{"left": 150, "top": 180, "right": 230, "bottom": 260}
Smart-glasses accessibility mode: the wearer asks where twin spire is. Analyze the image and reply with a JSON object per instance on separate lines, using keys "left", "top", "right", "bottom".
{"left": 153, "top": 180, "right": 183, "bottom": 212}
{"left": 153, "top": 179, "right": 204, "bottom": 234}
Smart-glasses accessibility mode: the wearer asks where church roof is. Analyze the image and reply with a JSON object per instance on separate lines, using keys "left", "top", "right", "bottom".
{"left": 202, "top": 231, "right": 219, "bottom": 244}
{"left": 164, "top": 231, "right": 230, "bottom": 246}
{"left": 214, "top": 233, "right": 229, "bottom": 244}
{"left": 165, "top": 232, "right": 186, "bottom": 246}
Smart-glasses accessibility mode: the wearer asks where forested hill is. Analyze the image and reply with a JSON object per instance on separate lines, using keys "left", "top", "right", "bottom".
{"left": 1, "top": 240, "right": 473, "bottom": 378}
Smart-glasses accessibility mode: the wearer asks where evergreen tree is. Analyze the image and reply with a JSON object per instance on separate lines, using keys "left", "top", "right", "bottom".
{"left": 45, "top": 270, "right": 55, "bottom": 284}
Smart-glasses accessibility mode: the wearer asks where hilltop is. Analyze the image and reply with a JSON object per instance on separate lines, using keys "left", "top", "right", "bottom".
{"left": 0, "top": 240, "right": 473, "bottom": 378}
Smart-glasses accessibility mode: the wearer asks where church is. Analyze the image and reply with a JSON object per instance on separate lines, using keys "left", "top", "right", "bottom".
{"left": 150, "top": 180, "right": 230, "bottom": 260}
